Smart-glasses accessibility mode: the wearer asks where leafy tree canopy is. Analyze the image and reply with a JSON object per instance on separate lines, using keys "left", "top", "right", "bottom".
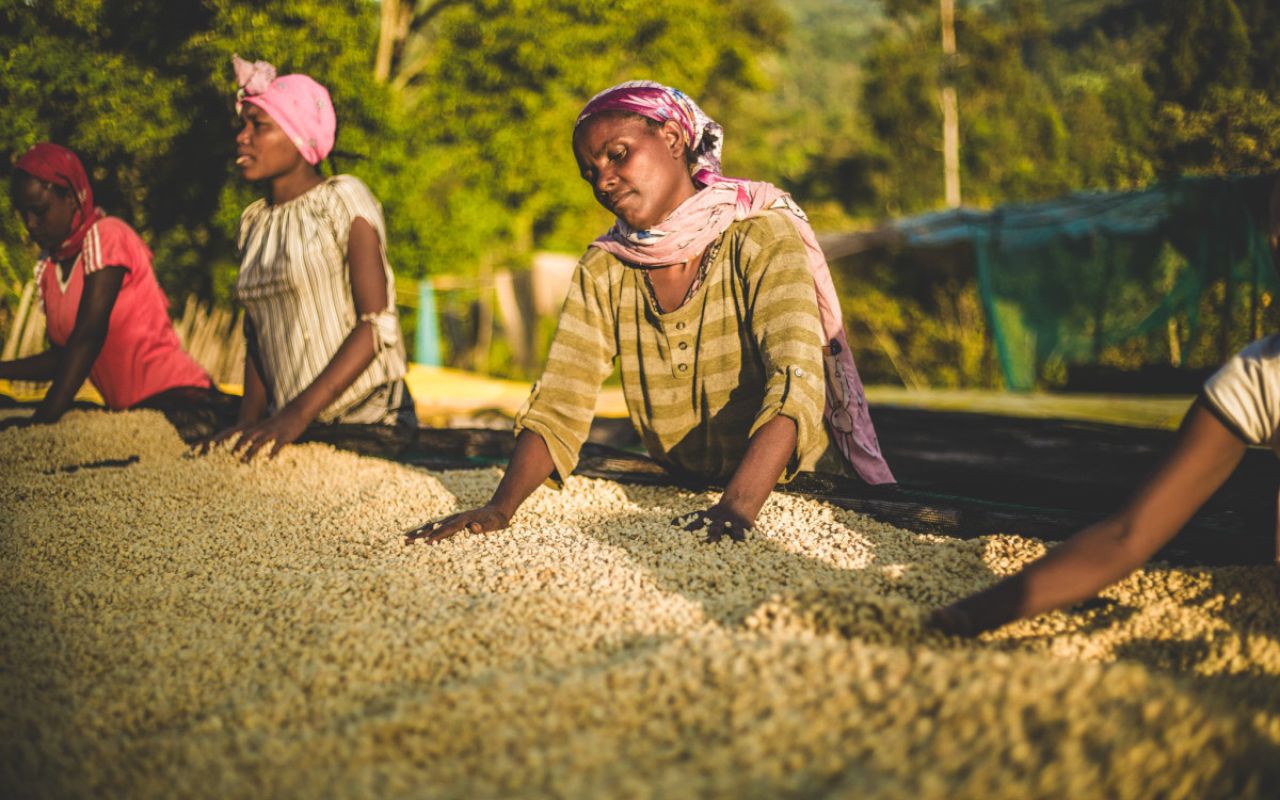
{"left": 1, "top": 0, "right": 780, "bottom": 303}
{"left": 1, "top": 0, "right": 1277, "bottom": 308}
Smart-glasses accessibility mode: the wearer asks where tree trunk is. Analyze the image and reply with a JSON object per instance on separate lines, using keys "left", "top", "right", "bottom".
{"left": 374, "top": 0, "right": 402, "bottom": 82}
{"left": 940, "top": 0, "right": 961, "bottom": 208}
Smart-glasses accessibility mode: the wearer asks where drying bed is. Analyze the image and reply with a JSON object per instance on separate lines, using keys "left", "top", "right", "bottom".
{"left": 2, "top": 411, "right": 1277, "bottom": 798}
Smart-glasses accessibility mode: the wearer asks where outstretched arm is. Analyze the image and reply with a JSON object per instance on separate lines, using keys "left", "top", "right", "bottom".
{"left": 0, "top": 349, "right": 60, "bottom": 382}
{"left": 406, "top": 255, "right": 615, "bottom": 544}
{"left": 232, "top": 217, "right": 385, "bottom": 461}
{"left": 678, "top": 217, "right": 825, "bottom": 542}
{"left": 678, "top": 415, "right": 797, "bottom": 542}
{"left": 931, "top": 401, "right": 1247, "bottom": 636}
{"left": 203, "top": 327, "right": 270, "bottom": 450}
{"left": 404, "top": 429, "right": 556, "bottom": 544}
{"left": 30, "top": 266, "right": 125, "bottom": 423}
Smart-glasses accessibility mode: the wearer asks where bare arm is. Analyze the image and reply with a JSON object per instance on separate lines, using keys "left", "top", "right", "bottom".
{"left": 237, "top": 343, "right": 269, "bottom": 425}
{"left": 0, "top": 349, "right": 60, "bottom": 382}
{"left": 31, "top": 266, "right": 125, "bottom": 423}
{"left": 405, "top": 429, "right": 556, "bottom": 543}
{"left": 233, "top": 217, "right": 386, "bottom": 461}
{"left": 677, "top": 221, "right": 818, "bottom": 542}
{"left": 203, "top": 317, "right": 270, "bottom": 450}
{"left": 678, "top": 415, "right": 798, "bottom": 541}
{"left": 932, "top": 402, "right": 1247, "bottom": 636}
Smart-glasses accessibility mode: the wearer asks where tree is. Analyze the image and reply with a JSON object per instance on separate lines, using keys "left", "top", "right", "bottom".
{"left": 1152, "top": 0, "right": 1251, "bottom": 109}
{"left": 368, "top": 0, "right": 784, "bottom": 268}
{"left": 1, "top": 0, "right": 783, "bottom": 310}
{"left": 0, "top": 0, "right": 404, "bottom": 303}
{"left": 1156, "top": 88, "right": 1280, "bottom": 175}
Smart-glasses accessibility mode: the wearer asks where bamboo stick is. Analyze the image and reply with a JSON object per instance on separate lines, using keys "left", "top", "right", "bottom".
{"left": 2, "top": 281, "right": 35, "bottom": 361}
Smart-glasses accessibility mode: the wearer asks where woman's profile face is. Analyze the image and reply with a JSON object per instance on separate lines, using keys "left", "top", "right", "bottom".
{"left": 235, "top": 104, "right": 307, "bottom": 183}
{"left": 573, "top": 113, "right": 697, "bottom": 231}
{"left": 11, "top": 173, "right": 77, "bottom": 253}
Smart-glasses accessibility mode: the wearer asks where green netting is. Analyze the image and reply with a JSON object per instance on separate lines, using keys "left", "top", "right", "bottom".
{"left": 894, "top": 175, "right": 1278, "bottom": 390}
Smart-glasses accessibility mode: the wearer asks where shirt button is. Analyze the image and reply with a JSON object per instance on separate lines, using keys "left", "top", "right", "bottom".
{"left": 678, "top": 341, "right": 688, "bottom": 351}
{"left": 795, "top": 367, "right": 805, "bottom": 377}
{"left": 678, "top": 363, "right": 688, "bottom": 372}
{"left": 675, "top": 321, "right": 686, "bottom": 330}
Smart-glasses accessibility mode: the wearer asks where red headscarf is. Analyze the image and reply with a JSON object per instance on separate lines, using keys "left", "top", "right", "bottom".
{"left": 14, "top": 143, "right": 105, "bottom": 261}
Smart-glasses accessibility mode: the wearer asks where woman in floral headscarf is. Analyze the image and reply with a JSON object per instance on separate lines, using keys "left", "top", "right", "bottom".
{"left": 209, "top": 56, "right": 416, "bottom": 461}
{"left": 2, "top": 143, "right": 214, "bottom": 430}
{"left": 407, "top": 80, "right": 893, "bottom": 546}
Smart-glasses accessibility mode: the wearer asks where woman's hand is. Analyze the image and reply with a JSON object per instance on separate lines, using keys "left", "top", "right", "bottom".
{"left": 223, "top": 407, "right": 309, "bottom": 462}
{"left": 673, "top": 416, "right": 798, "bottom": 544}
{"left": 673, "top": 502, "right": 755, "bottom": 543}
{"left": 404, "top": 431, "right": 555, "bottom": 545}
{"left": 927, "top": 604, "right": 979, "bottom": 637}
{"left": 198, "top": 420, "right": 253, "bottom": 455}
{"left": 926, "top": 401, "right": 1247, "bottom": 636}
{"left": 404, "top": 505, "right": 510, "bottom": 545}
{"left": 231, "top": 408, "right": 309, "bottom": 462}
{"left": 0, "top": 416, "right": 37, "bottom": 433}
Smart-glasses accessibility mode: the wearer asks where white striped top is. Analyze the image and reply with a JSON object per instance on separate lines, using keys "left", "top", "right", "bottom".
{"left": 236, "top": 175, "right": 407, "bottom": 422}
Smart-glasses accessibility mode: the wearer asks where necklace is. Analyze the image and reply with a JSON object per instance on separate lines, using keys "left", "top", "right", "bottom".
{"left": 644, "top": 235, "right": 723, "bottom": 314}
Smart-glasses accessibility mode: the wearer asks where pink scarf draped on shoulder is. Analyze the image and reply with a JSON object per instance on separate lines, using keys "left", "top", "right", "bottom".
{"left": 577, "top": 81, "right": 895, "bottom": 485}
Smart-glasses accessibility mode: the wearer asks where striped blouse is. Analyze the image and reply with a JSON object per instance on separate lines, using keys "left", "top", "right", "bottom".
{"left": 236, "top": 175, "right": 408, "bottom": 422}
{"left": 515, "top": 209, "right": 833, "bottom": 486}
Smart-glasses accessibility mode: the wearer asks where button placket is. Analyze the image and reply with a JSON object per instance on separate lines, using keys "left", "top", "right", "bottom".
{"left": 667, "top": 317, "right": 693, "bottom": 379}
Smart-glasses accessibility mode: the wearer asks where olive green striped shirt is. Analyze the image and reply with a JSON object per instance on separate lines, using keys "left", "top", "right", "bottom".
{"left": 515, "top": 210, "right": 832, "bottom": 486}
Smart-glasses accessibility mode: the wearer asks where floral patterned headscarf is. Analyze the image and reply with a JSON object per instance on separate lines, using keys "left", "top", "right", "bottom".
{"left": 575, "top": 80, "right": 726, "bottom": 187}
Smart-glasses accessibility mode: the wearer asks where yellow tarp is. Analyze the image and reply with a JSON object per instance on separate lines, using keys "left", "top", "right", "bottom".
{"left": 0, "top": 379, "right": 103, "bottom": 405}
{"left": 0, "top": 364, "right": 631, "bottom": 424}
{"left": 403, "top": 364, "right": 629, "bottom": 424}
{"left": 3, "top": 368, "right": 1190, "bottom": 429}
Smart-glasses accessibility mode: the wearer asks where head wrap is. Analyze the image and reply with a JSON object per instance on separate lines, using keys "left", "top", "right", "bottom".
{"left": 575, "top": 81, "right": 896, "bottom": 486}
{"left": 576, "top": 80, "right": 726, "bottom": 186}
{"left": 233, "top": 54, "right": 336, "bottom": 166}
{"left": 14, "top": 142, "right": 105, "bottom": 261}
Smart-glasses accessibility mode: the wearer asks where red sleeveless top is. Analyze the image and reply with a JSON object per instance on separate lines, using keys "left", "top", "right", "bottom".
{"left": 36, "top": 217, "right": 211, "bottom": 409}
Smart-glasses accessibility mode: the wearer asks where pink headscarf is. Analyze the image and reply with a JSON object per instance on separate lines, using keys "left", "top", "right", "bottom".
{"left": 233, "top": 55, "right": 336, "bottom": 166}
{"left": 577, "top": 80, "right": 896, "bottom": 485}
{"left": 14, "top": 142, "right": 105, "bottom": 261}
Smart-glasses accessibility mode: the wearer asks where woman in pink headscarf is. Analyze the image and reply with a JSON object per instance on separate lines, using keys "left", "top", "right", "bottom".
{"left": 407, "top": 80, "right": 893, "bottom": 546}
{"left": 2, "top": 143, "right": 214, "bottom": 430}
{"left": 210, "top": 56, "right": 415, "bottom": 461}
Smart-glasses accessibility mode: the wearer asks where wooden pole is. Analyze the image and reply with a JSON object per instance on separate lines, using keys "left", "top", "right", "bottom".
{"left": 374, "top": 0, "right": 401, "bottom": 82}
{"left": 940, "top": 0, "right": 961, "bottom": 209}
{"left": 1, "top": 280, "right": 34, "bottom": 361}
{"left": 474, "top": 262, "right": 493, "bottom": 374}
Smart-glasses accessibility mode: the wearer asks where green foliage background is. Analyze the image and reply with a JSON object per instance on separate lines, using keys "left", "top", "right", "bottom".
{"left": 1, "top": 0, "right": 1278, "bottom": 386}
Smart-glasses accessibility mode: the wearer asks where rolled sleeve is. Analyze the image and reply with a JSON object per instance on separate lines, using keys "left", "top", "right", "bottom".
{"left": 512, "top": 254, "right": 617, "bottom": 488}
{"left": 749, "top": 363, "right": 828, "bottom": 482}
{"left": 513, "top": 381, "right": 589, "bottom": 489}
{"left": 742, "top": 212, "right": 829, "bottom": 481}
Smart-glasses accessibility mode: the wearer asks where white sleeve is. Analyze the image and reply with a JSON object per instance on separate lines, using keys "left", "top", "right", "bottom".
{"left": 1202, "top": 334, "right": 1280, "bottom": 446}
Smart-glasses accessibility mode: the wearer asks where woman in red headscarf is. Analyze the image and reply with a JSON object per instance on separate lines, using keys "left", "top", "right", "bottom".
{"left": 2, "top": 143, "right": 216, "bottom": 430}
